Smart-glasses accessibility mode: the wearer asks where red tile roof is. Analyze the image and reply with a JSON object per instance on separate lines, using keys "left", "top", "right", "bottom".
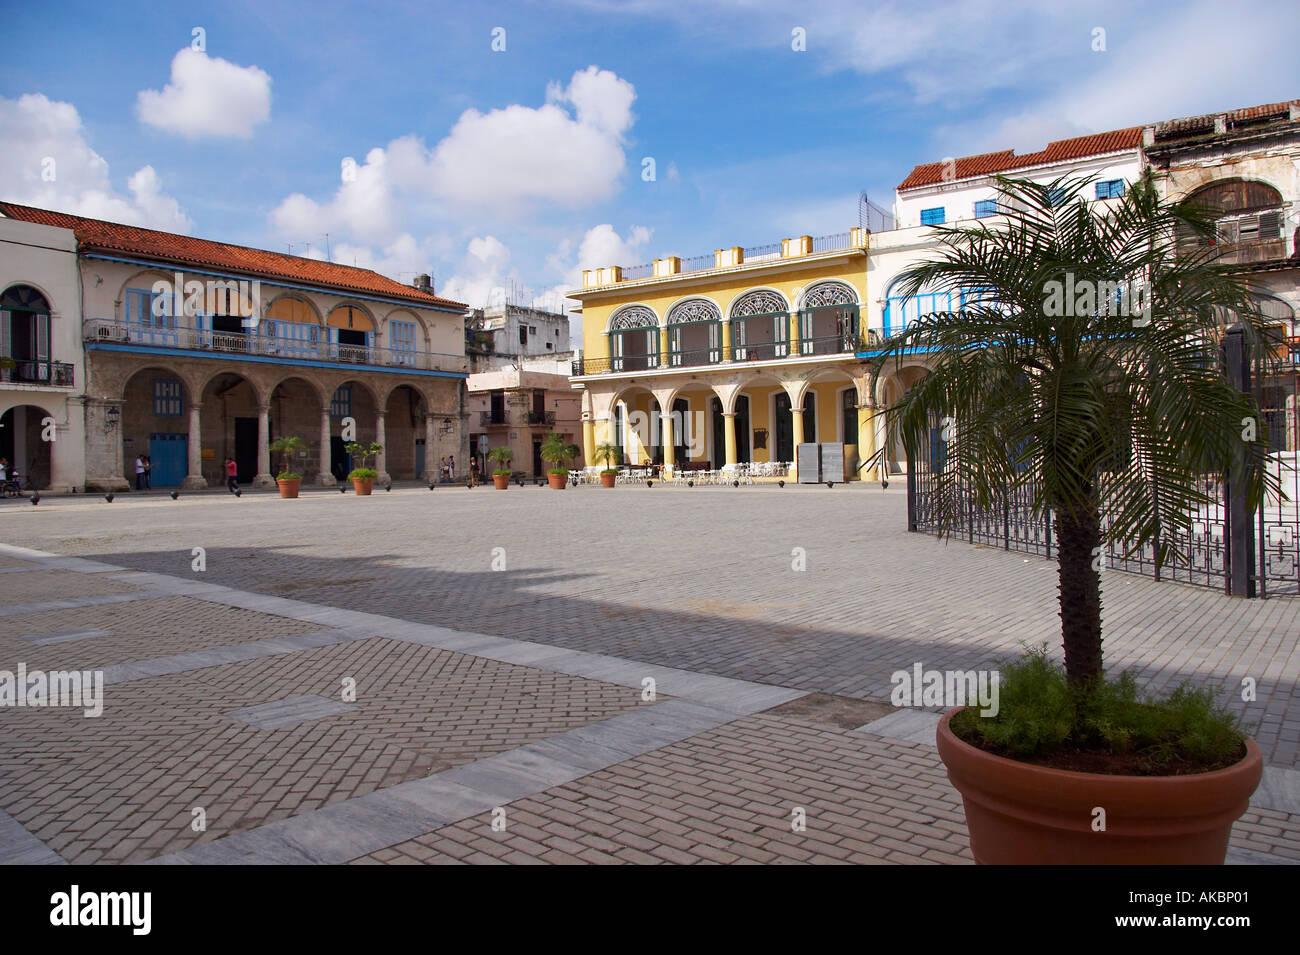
{"left": 1153, "top": 98, "right": 1300, "bottom": 140}
{"left": 0, "top": 201, "right": 466, "bottom": 311}
{"left": 899, "top": 98, "right": 1299, "bottom": 191}
{"left": 898, "top": 128, "right": 1144, "bottom": 190}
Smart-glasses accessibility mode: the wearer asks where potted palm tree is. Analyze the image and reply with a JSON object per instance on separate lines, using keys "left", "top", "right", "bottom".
{"left": 344, "top": 441, "right": 383, "bottom": 495}
{"left": 593, "top": 442, "right": 622, "bottom": 488}
{"left": 269, "top": 435, "right": 306, "bottom": 499}
{"left": 540, "top": 432, "right": 580, "bottom": 490}
{"left": 872, "top": 171, "right": 1275, "bottom": 865}
{"left": 487, "top": 446, "right": 514, "bottom": 489}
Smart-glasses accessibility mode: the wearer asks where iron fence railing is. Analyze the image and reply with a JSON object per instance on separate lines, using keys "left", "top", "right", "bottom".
{"left": 83, "top": 319, "right": 469, "bottom": 374}
{"left": 1, "top": 359, "right": 75, "bottom": 387}
{"left": 905, "top": 332, "right": 1300, "bottom": 597}
{"left": 622, "top": 263, "right": 653, "bottom": 280}
{"left": 524, "top": 410, "right": 556, "bottom": 426}
{"left": 812, "top": 232, "right": 851, "bottom": 253}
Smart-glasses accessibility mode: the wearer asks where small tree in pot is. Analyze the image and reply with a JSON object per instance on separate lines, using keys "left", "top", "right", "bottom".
{"left": 269, "top": 435, "right": 306, "bottom": 498}
{"left": 593, "top": 442, "right": 622, "bottom": 488}
{"left": 541, "top": 432, "right": 580, "bottom": 490}
{"left": 871, "top": 171, "right": 1277, "bottom": 864}
{"left": 487, "top": 446, "right": 514, "bottom": 489}
{"left": 344, "top": 441, "right": 383, "bottom": 496}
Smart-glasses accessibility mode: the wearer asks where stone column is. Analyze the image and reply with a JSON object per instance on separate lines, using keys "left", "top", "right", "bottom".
{"left": 661, "top": 413, "right": 675, "bottom": 470}
{"left": 375, "top": 410, "right": 390, "bottom": 485}
{"left": 317, "top": 408, "right": 334, "bottom": 486}
{"left": 857, "top": 395, "right": 877, "bottom": 482}
{"left": 424, "top": 413, "right": 436, "bottom": 480}
{"left": 721, "top": 321, "right": 732, "bottom": 362}
{"left": 253, "top": 405, "right": 274, "bottom": 487}
{"left": 82, "top": 397, "right": 130, "bottom": 492}
{"left": 582, "top": 417, "right": 596, "bottom": 470}
{"left": 182, "top": 402, "right": 207, "bottom": 489}
{"left": 723, "top": 411, "right": 738, "bottom": 468}
{"left": 790, "top": 402, "right": 805, "bottom": 481}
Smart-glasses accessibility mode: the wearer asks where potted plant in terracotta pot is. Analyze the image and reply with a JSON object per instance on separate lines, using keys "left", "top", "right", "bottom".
{"left": 344, "top": 441, "right": 383, "bottom": 496}
{"left": 540, "top": 431, "right": 580, "bottom": 490}
{"left": 487, "top": 446, "right": 514, "bottom": 489}
{"left": 593, "top": 442, "right": 622, "bottom": 488}
{"left": 871, "top": 171, "right": 1276, "bottom": 865}
{"left": 269, "top": 435, "right": 306, "bottom": 499}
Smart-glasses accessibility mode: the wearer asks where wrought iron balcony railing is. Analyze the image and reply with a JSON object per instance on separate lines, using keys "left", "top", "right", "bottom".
{"left": 524, "top": 410, "right": 556, "bottom": 426}
{"left": 571, "top": 333, "right": 863, "bottom": 376}
{"left": 83, "top": 319, "right": 469, "bottom": 374}
{"left": 0, "top": 359, "right": 75, "bottom": 387}
{"left": 480, "top": 411, "right": 509, "bottom": 426}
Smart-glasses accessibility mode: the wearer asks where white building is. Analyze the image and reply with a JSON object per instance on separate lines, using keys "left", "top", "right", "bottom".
{"left": 0, "top": 217, "right": 87, "bottom": 491}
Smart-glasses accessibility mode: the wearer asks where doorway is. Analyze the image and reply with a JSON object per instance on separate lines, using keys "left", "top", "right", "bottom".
{"left": 234, "top": 418, "right": 258, "bottom": 483}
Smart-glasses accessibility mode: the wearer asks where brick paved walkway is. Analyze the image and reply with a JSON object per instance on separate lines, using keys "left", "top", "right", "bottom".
{"left": 1, "top": 485, "right": 1298, "bottom": 864}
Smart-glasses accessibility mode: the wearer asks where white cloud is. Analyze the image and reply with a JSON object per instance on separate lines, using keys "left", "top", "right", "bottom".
{"left": 270, "top": 147, "right": 400, "bottom": 245}
{"left": 439, "top": 235, "right": 517, "bottom": 309}
{"left": 430, "top": 66, "right": 636, "bottom": 214}
{"left": 0, "top": 93, "right": 192, "bottom": 232}
{"left": 136, "top": 48, "right": 271, "bottom": 139}
{"left": 267, "top": 66, "right": 637, "bottom": 249}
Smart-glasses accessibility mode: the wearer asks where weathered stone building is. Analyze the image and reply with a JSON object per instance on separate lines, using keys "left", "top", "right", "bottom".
{"left": 0, "top": 203, "right": 469, "bottom": 491}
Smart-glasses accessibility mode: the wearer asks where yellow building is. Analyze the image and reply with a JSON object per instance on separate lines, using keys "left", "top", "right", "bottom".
{"left": 567, "top": 230, "right": 882, "bottom": 481}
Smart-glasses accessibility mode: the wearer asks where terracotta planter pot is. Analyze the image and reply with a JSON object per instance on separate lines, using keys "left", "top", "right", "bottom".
{"left": 493, "top": 473, "right": 510, "bottom": 489}
{"left": 276, "top": 478, "right": 301, "bottom": 499}
{"left": 936, "top": 708, "right": 1262, "bottom": 865}
{"left": 351, "top": 477, "right": 374, "bottom": 496}
{"left": 547, "top": 473, "right": 567, "bottom": 490}
{"left": 601, "top": 472, "right": 616, "bottom": 488}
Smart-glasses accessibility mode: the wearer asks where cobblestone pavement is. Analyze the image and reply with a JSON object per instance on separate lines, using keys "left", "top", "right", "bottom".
{"left": 1, "top": 485, "right": 1298, "bottom": 865}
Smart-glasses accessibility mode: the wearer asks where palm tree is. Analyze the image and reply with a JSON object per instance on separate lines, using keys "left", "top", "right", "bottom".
{"left": 871, "top": 171, "right": 1277, "bottom": 691}
{"left": 593, "top": 442, "right": 622, "bottom": 471}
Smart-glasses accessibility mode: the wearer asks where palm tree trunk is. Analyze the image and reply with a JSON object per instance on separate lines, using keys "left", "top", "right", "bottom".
{"left": 1054, "top": 494, "right": 1103, "bottom": 687}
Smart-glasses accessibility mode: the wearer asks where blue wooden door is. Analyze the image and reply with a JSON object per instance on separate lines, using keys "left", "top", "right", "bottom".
{"left": 149, "top": 433, "right": 187, "bottom": 486}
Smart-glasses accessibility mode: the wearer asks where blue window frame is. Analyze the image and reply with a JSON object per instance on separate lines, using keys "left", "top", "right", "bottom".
{"left": 125, "top": 288, "right": 174, "bottom": 327}
{"left": 1095, "top": 179, "right": 1125, "bottom": 200}
{"left": 920, "top": 207, "right": 945, "bottom": 226}
{"left": 152, "top": 378, "right": 183, "bottom": 417}
{"left": 1047, "top": 187, "right": 1068, "bottom": 208}
{"left": 330, "top": 385, "right": 352, "bottom": 419}
{"left": 974, "top": 199, "right": 998, "bottom": 219}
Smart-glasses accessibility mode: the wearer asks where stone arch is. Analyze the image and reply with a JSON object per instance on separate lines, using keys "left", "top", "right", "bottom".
{"left": 798, "top": 280, "right": 858, "bottom": 309}
{"left": 380, "top": 307, "right": 429, "bottom": 350}
{"left": 606, "top": 303, "right": 659, "bottom": 331}
{"left": 327, "top": 302, "right": 377, "bottom": 332}
{"left": 0, "top": 402, "right": 56, "bottom": 489}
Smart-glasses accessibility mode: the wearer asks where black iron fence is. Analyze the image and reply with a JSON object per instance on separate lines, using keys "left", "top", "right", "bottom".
{"left": 906, "top": 328, "right": 1300, "bottom": 597}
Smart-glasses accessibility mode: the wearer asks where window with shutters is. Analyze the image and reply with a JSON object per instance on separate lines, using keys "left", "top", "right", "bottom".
{"left": 973, "top": 199, "right": 998, "bottom": 218}
{"left": 152, "top": 379, "right": 183, "bottom": 417}
{"left": 920, "top": 207, "right": 945, "bottom": 226}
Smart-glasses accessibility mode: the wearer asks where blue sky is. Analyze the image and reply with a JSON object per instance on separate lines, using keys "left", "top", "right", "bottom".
{"left": 3, "top": 0, "right": 1296, "bottom": 314}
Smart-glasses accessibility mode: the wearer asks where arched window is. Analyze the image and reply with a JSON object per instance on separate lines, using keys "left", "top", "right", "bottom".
{"left": 609, "top": 305, "right": 659, "bottom": 372}
{"left": 799, "top": 281, "right": 859, "bottom": 355}
{"left": 327, "top": 304, "right": 374, "bottom": 362}
{"left": 264, "top": 296, "right": 320, "bottom": 358}
{"left": 666, "top": 298, "right": 722, "bottom": 366}
{"left": 730, "top": 290, "right": 789, "bottom": 361}
{"left": 1179, "top": 179, "right": 1285, "bottom": 264}
{"left": 1, "top": 285, "right": 53, "bottom": 383}
{"left": 882, "top": 278, "right": 985, "bottom": 338}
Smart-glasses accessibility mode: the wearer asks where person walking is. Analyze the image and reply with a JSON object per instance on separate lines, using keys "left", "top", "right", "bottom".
{"left": 447, "top": 455, "right": 455, "bottom": 481}
{"left": 134, "top": 455, "right": 145, "bottom": 490}
{"left": 469, "top": 454, "right": 479, "bottom": 487}
{"left": 143, "top": 454, "right": 152, "bottom": 490}
{"left": 225, "top": 456, "right": 239, "bottom": 494}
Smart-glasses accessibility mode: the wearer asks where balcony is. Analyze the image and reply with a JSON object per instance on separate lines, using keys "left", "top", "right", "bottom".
{"left": 84, "top": 319, "right": 469, "bottom": 374}
{"left": 480, "top": 411, "right": 509, "bottom": 426}
{"left": 0, "top": 359, "right": 75, "bottom": 387}
{"left": 524, "top": 410, "right": 556, "bottom": 426}
{"left": 571, "top": 332, "right": 861, "bottom": 376}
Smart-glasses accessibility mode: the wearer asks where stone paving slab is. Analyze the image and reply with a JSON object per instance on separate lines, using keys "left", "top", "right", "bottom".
{"left": 7, "top": 488, "right": 1294, "bottom": 766}
{"left": 4, "top": 493, "right": 1300, "bottom": 866}
{"left": 226, "top": 694, "right": 359, "bottom": 730}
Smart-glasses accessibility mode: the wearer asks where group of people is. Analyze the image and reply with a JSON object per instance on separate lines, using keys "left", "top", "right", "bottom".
{"left": 0, "top": 456, "right": 20, "bottom": 492}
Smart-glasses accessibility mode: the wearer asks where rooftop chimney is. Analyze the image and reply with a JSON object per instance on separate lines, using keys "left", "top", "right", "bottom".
{"left": 413, "top": 273, "right": 432, "bottom": 293}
